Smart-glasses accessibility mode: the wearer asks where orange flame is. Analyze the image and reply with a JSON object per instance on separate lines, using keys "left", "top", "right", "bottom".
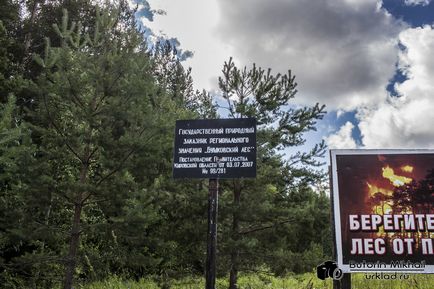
{"left": 382, "top": 166, "right": 412, "bottom": 187}
{"left": 366, "top": 182, "right": 392, "bottom": 197}
{"left": 366, "top": 164, "right": 415, "bottom": 238}
{"left": 401, "top": 165, "right": 414, "bottom": 173}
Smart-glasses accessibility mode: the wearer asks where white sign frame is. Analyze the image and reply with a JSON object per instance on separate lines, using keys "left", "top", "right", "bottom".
{"left": 331, "top": 149, "right": 434, "bottom": 273}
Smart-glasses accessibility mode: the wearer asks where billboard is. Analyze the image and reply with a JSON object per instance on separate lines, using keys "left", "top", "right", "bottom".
{"left": 331, "top": 150, "right": 434, "bottom": 273}
{"left": 173, "top": 118, "right": 256, "bottom": 179}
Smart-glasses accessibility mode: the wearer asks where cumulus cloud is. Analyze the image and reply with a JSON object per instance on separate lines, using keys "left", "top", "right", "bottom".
{"left": 404, "top": 0, "right": 431, "bottom": 6}
{"left": 324, "top": 121, "right": 358, "bottom": 149}
{"left": 216, "top": 0, "right": 405, "bottom": 110}
{"left": 357, "top": 26, "right": 434, "bottom": 148}
{"left": 145, "top": 0, "right": 434, "bottom": 150}
{"left": 144, "top": 0, "right": 234, "bottom": 92}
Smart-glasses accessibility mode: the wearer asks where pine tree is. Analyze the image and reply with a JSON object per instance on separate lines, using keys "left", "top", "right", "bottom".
{"left": 152, "top": 40, "right": 217, "bottom": 119}
{"left": 217, "top": 58, "right": 327, "bottom": 288}
{"left": 32, "top": 7, "right": 177, "bottom": 288}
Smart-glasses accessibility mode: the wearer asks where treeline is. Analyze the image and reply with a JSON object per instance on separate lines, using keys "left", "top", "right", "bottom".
{"left": 0, "top": 1, "right": 331, "bottom": 288}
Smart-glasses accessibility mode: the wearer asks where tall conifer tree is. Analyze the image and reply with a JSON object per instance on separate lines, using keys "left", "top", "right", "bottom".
{"left": 217, "top": 58, "right": 327, "bottom": 289}
{"left": 32, "top": 7, "right": 174, "bottom": 288}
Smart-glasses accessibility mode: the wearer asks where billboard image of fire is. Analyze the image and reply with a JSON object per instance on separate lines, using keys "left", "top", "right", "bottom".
{"left": 331, "top": 150, "right": 434, "bottom": 273}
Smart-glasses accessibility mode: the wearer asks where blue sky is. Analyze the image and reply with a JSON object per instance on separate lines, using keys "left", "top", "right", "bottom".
{"left": 383, "top": 0, "right": 434, "bottom": 27}
{"left": 137, "top": 0, "right": 434, "bottom": 156}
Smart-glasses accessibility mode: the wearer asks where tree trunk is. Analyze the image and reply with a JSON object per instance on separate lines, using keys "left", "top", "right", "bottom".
{"left": 63, "top": 200, "right": 83, "bottom": 289}
{"left": 34, "top": 194, "right": 54, "bottom": 287}
{"left": 23, "top": 0, "right": 42, "bottom": 69}
{"left": 229, "top": 181, "right": 241, "bottom": 289}
{"left": 63, "top": 164, "right": 88, "bottom": 289}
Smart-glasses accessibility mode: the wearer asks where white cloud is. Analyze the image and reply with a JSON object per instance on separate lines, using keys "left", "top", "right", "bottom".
{"left": 358, "top": 26, "right": 434, "bottom": 148}
{"left": 145, "top": 0, "right": 233, "bottom": 92}
{"left": 336, "top": 109, "right": 345, "bottom": 118}
{"left": 145, "top": 0, "right": 434, "bottom": 150}
{"left": 324, "top": 121, "right": 357, "bottom": 149}
{"left": 216, "top": 0, "right": 405, "bottom": 110}
{"left": 144, "top": 0, "right": 408, "bottom": 112}
{"left": 404, "top": 0, "right": 431, "bottom": 6}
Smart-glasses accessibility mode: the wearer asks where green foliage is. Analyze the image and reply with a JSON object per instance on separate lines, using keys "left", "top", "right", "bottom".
{"left": 215, "top": 58, "right": 328, "bottom": 287}
{"left": 29, "top": 6, "right": 182, "bottom": 288}
{"left": 0, "top": 20, "right": 29, "bottom": 104}
{"left": 0, "top": 1, "right": 333, "bottom": 288}
{"left": 152, "top": 40, "right": 217, "bottom": 118}
{"left": 77, "top": 273, "right": 434, "bottom": 289}
{"left": 0, "top": 95, "right": 43, "bottom": 288}
{"left": 1, "top": 2, "right": 199, "bottom": 287}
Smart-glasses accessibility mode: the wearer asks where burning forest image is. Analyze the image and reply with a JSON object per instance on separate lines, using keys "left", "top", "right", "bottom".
{"left": 335, "top": 153, "right": 434, "bottom": 263}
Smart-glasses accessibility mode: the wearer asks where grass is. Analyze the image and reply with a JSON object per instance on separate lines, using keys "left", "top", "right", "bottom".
{"left": 78, "top": 272, "right": 434, "bottom": 289}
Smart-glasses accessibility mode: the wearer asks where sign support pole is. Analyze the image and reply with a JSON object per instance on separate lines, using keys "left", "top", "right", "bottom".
{"left": 329, "top": 164, "right": 351, "bottom": 289}
{"left": 206, "top": 178, "right": 219, "bottom": 289}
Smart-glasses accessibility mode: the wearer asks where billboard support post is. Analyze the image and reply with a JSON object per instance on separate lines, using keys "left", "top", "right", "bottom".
{"left": 334, "top": 274, "right": 351, "bottom": 289}
{"left": 329, "top": 164, "right": 352, "bottom": 289}
{"left": 206, "top": 178, "right": 219, "bottom": 289}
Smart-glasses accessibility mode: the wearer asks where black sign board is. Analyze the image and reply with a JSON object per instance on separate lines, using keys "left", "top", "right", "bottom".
{"left": 173, "top": 118, "right": 256, "bottom": 179}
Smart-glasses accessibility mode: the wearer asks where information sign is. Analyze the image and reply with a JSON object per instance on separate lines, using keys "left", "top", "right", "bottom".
{"left": 173, "top": 118, "right": 256, "bottom": 179}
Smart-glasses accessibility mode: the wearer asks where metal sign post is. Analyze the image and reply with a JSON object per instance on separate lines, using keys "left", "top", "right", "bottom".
{"left": 206, "top": 178, "right": 219, "bottom": 289}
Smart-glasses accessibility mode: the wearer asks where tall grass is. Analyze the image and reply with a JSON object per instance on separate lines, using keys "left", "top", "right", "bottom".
{"left": 78, "top": 272, "right": 434, "bottom": 289}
